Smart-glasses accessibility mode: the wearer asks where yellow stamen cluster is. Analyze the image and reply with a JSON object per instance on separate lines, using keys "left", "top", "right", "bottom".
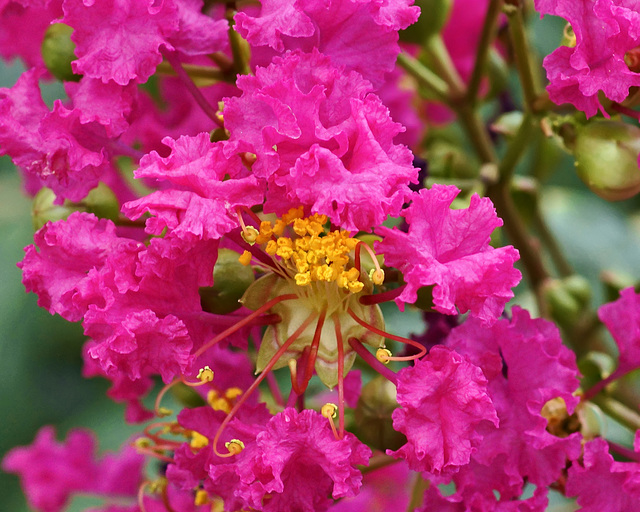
{"left": 245, "top": 208, "right": 367, "bottom": 293}
{"left": 207, "top": 387, "right": 243, "bottom": 413}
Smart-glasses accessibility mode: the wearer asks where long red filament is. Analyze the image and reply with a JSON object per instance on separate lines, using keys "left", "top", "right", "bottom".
{"left": 359, "top": 285, "right": 405, "bottom": 306}
{"left": 333, "top": 313, "right": 345, "bottom": 439}
{"left": 193, "top": 294, "right": 296, "bottom": 359}
{"left": 303, "top": 309, "right": 327, "bottom": 388}
{"left": 211, "top": 311, "right": 318, "bottom": 457}
{"left": 347, "top": 308, "right": 427, "bottom": 360}
{"left": 348, "top": 338, "right": 398, "bottom": 385}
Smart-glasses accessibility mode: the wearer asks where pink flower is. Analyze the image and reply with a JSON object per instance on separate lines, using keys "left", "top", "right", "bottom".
{"left": 537, "top": 0, "right": 640, "bottom": 117}
{"left": 376, "top": 185, "right": 521, "bottom": 325}
{"left": 388, "top": 345, "right": 498, "bottom": 475}
{"left": 62, "top": 0, "right": 228, "bottom": 85}
{"left": 598, "top": 286, "right": 640, "bottom": 372}
{"left": 0, "top": 0, "right": 62, "bottom": 69}
{"left": 443, "top": 308, "right": 582, "bottom": 500}
{"left": 224, "top": 50, "right": 417, "bottom": 231}
{"left": 566, "top": 438, "right": 640, "bottom": 512}
{"left": 122, "top": 133, "right": 264, "bottom": 242}
{"left": 208, "top": 408, "right": 371, "bottom": 512}
{"left": 2, "top": 427, "right": 144, "bottom": 512}
{"left": 235, "top": 0, "right": 419, "bottom": 88}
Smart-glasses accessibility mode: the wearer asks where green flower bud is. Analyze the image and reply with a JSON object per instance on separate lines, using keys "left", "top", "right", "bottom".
{"left": 32, "top": 183, "right": 120, "bottom": 231}
{"left": 354, "top": 375, "right": 406, "bottom": 452}
{"left": 544, "top": 275, "right": 592, "bottom": 327}
{"left": 41, "top": 23, "right": 81, "bottom": 82}
{"left": 400, "top": 0, "right": 453, "bottom": 44}
{"left": 84, "top": 182, "right": 120, "bottom": 222}
{"left": 200, "top": 248, "right": 255, "bottom": 315}
{"left": 574, "top": 121, "right": 640, "bottom": 201}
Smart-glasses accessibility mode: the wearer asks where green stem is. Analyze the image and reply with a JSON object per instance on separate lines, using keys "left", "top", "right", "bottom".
{"left": 532, "top": 207, "right": 573, "bottom": 277}
{"left": 455, "top": 103, "right": 498, "bottom": 163}
{"left": 466, "top": 0, "right": 504, "bottom": 104}
{"left": 407, "top": 475, "right": 430, "bottom": 512}
{"left": 397, "top": 53, "right": 449, "bottom": 102}
{"left": 156, "top": 62, "right": 230, "bottom": 81}
{"left": 505, "top": 3, "right": 538, "bottom": 111}
{"left": 226, "top": 8, "right": 251, "bottom": 76}
{"left": 498, "top": 113, "right": 533, "bottom": 183}
{"left": 593, "top": 395, "right": 640, "bottom": 432}
{"left": 424, "top": 35, "right": 466, "bottom": 98}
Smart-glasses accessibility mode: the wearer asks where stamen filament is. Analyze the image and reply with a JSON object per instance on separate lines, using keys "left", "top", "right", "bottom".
{"left": 355, "top": 241, "right": 384, "bottom": 285}
{"left": 160, "top": 48, "right": 223, "bottom": 128}
{"left": 138, "top": 481, "right": 151, "bottom": 512}
{"left": 348, "top": 338, "right": 398, "bottom": 385}
{"left": 193, "top": 294, "right": 296, "bottom": 359}
{"left": 211, "top": 311, "right": 318, "bottom": 457}
{"left": 304, "top": 309, "right": 327, "bottom": 388}
{"left": 333, "top": 314, "right": 346, "bottom": 439}
{"left": 347, "top": 308, "right": 427, "bottom": 359}
{"left": 359, "top": 285, "right": 405, "bottom": 306}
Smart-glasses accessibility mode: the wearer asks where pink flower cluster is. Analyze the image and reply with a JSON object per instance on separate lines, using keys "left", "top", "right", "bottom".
{"left": 3, "top": 0, "right": 640, "bottom": 511}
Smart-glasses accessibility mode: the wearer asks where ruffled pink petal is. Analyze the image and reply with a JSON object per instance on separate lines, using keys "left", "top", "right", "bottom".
{"left": 389, "top": 346, "right": 498, "bottom": 475}
{"left": 376, "top": 185, "right": 521, "bottom": 325}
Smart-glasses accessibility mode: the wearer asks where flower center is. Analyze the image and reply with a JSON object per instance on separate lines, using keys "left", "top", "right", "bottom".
{"left": 238, "top": 208, "right": 386, "bottom": 388}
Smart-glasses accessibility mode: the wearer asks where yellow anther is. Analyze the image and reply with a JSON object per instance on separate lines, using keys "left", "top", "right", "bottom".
{"left": 259, "top": 220, "right": 273, "bottom": 236}
{"left": 197, "top": 366, "right": 215, "bottom": 383}
{"left": 295, "top": 272, "right": 312, "bottom": 286}
{"left": 276, "top": 246, "right": 294, "bottom": 259}
{"left": 295, "top": 237, "right": 310, "bottom": 251}
{"left": 282, "top": 206, "right": 304, "bottom": 224}
{"left": 238, "top": 250, "right": 252, "bottom": 266}
{"left": 265, "top": 240, "right": 277, "bottom": 255}
{"left": 241, "top": 225, "right": 259, "bottom": 245}
{"left": 369, "top": 268, "right": 385, "bottom": 285}
{"left": 157, "top": 406, "right": 174, "bottom": 417}
{"left": 347, "top": 281, "right": 364, "bottom": 294}
{"left": 225, "top": 387, "right": 243, "bottom": 400}
{"left": 293, "top": 218, "right": 308, "bottom": 236}
{"left": 225, "top": 439, "right": 245, "bottom": 455}
{"left": 346, "top": 267, "right": 360, "bottom": 282}
{"left": 307, "top": 221, "right": 324, "bottom": 236}
{"left": 321, "top": 403, "right": 338, "bottom": 419}
{"left": 376, "top": 348, "right": 393, "bottom": 364}
{"left": 345, "top": 237, "right": 358, "bottom": 250}
{"left": 273, "top": 219, "right": 286, "bottom": 236}
{"left": 134, "top": 437, "right": 152, "bottom": 449}
{"left": 211, "top": 398, "right": 232, "bottom": 413}
{"left": 207, "top": 389, "right": 219, "bottom": 405}
{"left": 194, "top": 489, "right": 209, "bottom": 506}
{"left": 190, "top": 431, "right": 210, "bottom": 449}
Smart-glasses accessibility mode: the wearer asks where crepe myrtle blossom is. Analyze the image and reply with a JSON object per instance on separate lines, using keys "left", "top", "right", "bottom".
{"left": 536, "top": 0, "right": 640, "bottom": 117}
{"left": 376, "top": 184, "right": 521, "bottom": 326}
{"left": 234, "top": 0, "right": 419, "bottom": 88}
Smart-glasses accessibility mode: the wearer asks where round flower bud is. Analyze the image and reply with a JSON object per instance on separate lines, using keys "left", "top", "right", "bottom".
{"left": 199, "top": 249, "right": 255, "bottom": 314}
{"left": 574, "top": 121, "right": 640, "bottom": 201}
{"left": 544, "top": 275, "right": 592, "bottom": 327}
{"left": 32, "top": 187, "right": 83, "bottom": 231}
{"left": 354, "top": 375, "right": 406, "bottom": 452}
{"left": 41, "top": 23, "right": 81, "bottom": 82}
{"left": 32, "top": 183, "right": 120, "bottom": 231}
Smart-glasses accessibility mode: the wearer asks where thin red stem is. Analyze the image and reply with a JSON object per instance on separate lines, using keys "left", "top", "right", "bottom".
{"left": 348, "top": 338, "right": 398, "bottom": 385}
{"left": 212, "top": 311, "right": 317, "bottom": 457}
{"left": 333, "top": 314, "right": 346, "bottom": 439}
{"left": 192, "top": 294, "right": 296, "bottom": 359}
{"left": 236, "top": 205, "right": 262, "bottom": 228}
{"left": 608, "top": 440, "right": 640, "bottom": 462}
{"left": 160, "top": 47, "right": 224, "bottom": 128}
{"left": 266, "top": 372, "right": 285, "bottom": 407}
{"left": 359, "top": 285, "right": 405, "bottom": 306}
{"left": 582, "top": 366, "right": 632, "bottom": 402}
{"left": 304, "top": 309, "right": 327, "bottom": 388}
{"left": 611, "top": 103, "right": 640, "bottom": 121}
{"left": 347, "top": 308, "right": 427, "bottom": 359}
